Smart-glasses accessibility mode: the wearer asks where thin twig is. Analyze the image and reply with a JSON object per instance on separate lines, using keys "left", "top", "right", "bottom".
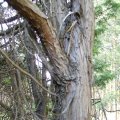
{"left": 0, "top": 48, "right": 56, "bottom": 96}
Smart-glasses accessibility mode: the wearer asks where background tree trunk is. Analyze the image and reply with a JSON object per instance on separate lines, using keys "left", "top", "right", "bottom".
{"left": 24, "top": 24, "right": 47, "bottom": 119}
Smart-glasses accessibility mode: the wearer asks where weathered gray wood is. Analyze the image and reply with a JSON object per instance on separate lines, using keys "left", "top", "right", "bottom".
{"left": 6, "top": 0, "right": 94, "bottom": 119}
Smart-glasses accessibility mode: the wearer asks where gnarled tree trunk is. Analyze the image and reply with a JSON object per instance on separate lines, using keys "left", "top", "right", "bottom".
{"left": 6, "top": 0, "right": 94, "bottom": 120}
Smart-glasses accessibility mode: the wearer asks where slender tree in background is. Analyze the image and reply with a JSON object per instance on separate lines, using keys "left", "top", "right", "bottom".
{"left": 0, "top": 0, "right": 94, "bottom": 120}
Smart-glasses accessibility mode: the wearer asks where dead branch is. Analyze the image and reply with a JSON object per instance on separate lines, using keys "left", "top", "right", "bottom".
{"left": 0, "top": 48, "right": 56, "bottom": 96}
{"left": 0, "top": 22, "right": 24, "bottom": 36}
{"left": 105, "top": 109, "right": 120, "bottom": 112}
{"left": 0, "top": 14, "right": 20, "bottom": 24}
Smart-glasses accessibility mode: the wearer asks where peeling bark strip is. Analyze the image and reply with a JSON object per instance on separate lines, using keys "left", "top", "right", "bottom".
{"left": 5, "top": 0, "right": 69, "bottom": 79}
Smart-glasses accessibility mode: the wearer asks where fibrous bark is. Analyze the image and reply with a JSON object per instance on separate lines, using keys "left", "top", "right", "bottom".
{"left": 5, "top": 0, "right": 94, "bottom": 120}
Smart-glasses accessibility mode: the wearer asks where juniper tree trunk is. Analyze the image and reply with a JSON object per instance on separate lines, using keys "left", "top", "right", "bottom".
{"left": 6, "top": 0, "right": 94, "bottom": 120}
